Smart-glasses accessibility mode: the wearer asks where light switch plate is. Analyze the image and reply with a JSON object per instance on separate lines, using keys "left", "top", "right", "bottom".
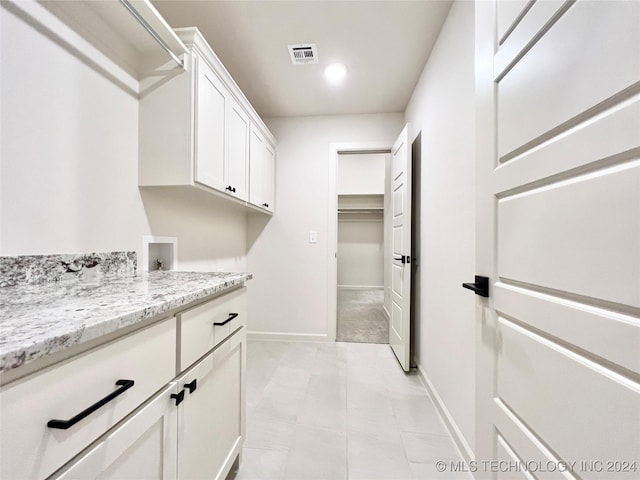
{"left": 309, "top": 231, "right": 318, "bottom": 244}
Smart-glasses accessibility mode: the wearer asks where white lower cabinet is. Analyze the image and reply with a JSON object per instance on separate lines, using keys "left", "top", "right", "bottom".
{"left": 53, "top": 326, "right": 246, "bottom": 480}
{"left": 54, "top": 383, "right": 179, "bottom": 480}
{"left": 0, "top": 291, "right": 247, "bottom": 480}
{"left": 177, "top": 328, "right": 245, "bottom": 480}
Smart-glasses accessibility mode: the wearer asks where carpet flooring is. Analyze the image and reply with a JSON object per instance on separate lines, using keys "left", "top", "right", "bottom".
{"left": 336, "top": 288, "right": 388, "bottom": 344}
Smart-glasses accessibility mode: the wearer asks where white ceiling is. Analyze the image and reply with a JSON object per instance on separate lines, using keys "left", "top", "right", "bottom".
{"left": 152, "top": 1, "right": 453, "bottom": 118}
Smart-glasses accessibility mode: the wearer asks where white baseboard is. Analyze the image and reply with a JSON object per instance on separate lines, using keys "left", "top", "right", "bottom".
{"left": 416, "top": 364, "right": 475, "bottom": 463}
{"left": 337, "top": 285, "right": 384, "bottom": 290}
{"left": 247, "top": 331, "right": 331, "bottom": 343}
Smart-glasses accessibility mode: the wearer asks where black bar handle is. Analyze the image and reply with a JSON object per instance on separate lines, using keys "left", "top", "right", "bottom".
{"left": 226, "top": 185, "right": 236, "bottom": 193}
{"left": 184, "top": 379, "right": 197, "bottom": 394}
{"left": 214, "top": 312, "right": 239, "bottom": 327}
{"left": 171, "top": 389, "right": 185, "bottom": 406}
{"left": 47, "top": 379, "right": 134, "bottom": 430}
{"left": 394, "top": 256, "right": 406, "bottom": 264}
{"left": 462, "top": 276, "right": 489, "bottom": 298}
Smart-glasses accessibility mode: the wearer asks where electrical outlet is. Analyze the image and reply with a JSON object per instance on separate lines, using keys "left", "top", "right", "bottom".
{"left": 309, "top": 231, "right": 317, "bottom": 244}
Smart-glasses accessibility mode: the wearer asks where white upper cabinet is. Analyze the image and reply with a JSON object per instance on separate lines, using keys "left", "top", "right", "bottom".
{"left": 139, "top": 28, "right": 276, "bottom": 212}
{"left": 226, "top": 97, "right": 250, "bottom": 201}
{"left": 195, "top": 56, "right": 227, "bottom": 192}
{"left": 249, "top": 126, "right": 275, "bottom": 213}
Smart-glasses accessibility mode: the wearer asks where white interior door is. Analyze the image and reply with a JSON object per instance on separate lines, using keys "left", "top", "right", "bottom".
{"left": 389, "top": 124, "right": 412, "bottom": 371}
{"left": 475, "top": 1, "right": 640, "bottom": 477}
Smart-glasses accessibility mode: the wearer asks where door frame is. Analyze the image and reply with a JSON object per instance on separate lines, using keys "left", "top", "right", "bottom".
{"left": 327, "top": 142, "right": 393, "bottom": 342}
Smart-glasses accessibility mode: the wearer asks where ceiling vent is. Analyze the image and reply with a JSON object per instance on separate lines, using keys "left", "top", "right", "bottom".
{"left": 288, "top": 44, "right": 319, "bottom": 65}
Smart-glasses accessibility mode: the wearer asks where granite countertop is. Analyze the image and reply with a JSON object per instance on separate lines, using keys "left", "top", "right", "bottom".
{"left": 0, "top": 270, "right": 252, "bottom": 374}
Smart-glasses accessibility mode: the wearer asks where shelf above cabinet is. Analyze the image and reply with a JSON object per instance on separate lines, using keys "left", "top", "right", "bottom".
{"left": 6, "top": 0, "right": 188, "bottom": 93}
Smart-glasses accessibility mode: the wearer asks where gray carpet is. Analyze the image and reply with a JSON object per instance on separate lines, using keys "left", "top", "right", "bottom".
{"left": 336, "top": 288, "right": 388, "bottom": 344}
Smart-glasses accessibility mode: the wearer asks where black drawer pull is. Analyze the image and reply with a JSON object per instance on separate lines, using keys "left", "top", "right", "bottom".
{"left": 214, "top": 312, "right": 238, "bottom": 327}
{"left": 171, "top": 389, "right": 185, "bottom": 406}
{"left": 47, "top": 379, "right": 134, "bottom": 430}
{"left": 184, "top": 379, "right": 197, "bottom": 394}
{"left": 262, "top": 203, "right": 269, "bottom": 208}
{"left": 225, "top": 185, "right": 236, "bottom": 193}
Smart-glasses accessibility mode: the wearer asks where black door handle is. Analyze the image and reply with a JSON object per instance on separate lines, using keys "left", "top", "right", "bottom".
{"left": 394, "top": 255, "right": 411, "bottom": 264}
{"left": 214, "top": 312, "right": 238, "bottom": 326}
{"left": 171, "top": 389, "right": 185, "bottom": 406}
{"left": 184, "top": 379, "right": 197, "bottom": 394}
{"left": 262, "top": 203, "right": 269, "bottom": 208}
{"left": 462, "top": 276, "right": 489, "bottom": 297}
{"left": 226, "top": 186, "right": 236, "bottom": 193}
{"left": 47, "top": 379, "right": 134, "bottom": 429}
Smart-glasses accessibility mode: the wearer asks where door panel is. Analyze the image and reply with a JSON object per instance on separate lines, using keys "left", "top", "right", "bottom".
{"left": 226, "top": 99, "right": 249, "bottom": 200}
{"left": 475, "top": 1, "right": 640, "bottom": 476}
{"left": 497, "top": 0, "right": 532, "bottom": 43}
{"left": 54, "top": 384, "right": 178, "bottom": 480}
{"left": 498, "top": 318, "right": 640, "bottom": 479}
{"left": 497, "top": 0, "right": 640, "bottom": 160}
{"left": 177, "top": 331, "right": 244, "bottom": 480}
{"left": 389, "top": 124, "right": 411, "bottom": 371}
{"left": 497, "top": 162, "right": 640, "bottom": 306}
{"left": 195, "top": 57, "right": 226, "bottom": 190}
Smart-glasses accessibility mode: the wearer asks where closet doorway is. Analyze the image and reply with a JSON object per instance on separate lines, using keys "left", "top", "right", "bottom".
{"left": 336, "top": 152, "right": 389, "bottom": 343}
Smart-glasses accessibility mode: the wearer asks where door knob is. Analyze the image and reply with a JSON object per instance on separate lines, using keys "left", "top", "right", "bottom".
{"left": 462, "top": 276, "right": 489, "bottom": 297}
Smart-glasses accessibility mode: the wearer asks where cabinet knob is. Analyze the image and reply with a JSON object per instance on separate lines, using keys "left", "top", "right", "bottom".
{"left": 171, "top": 389, "right": 185, "bottom": 406}
{"left": 184, "top": 379, "right": 197, "bottom": 394}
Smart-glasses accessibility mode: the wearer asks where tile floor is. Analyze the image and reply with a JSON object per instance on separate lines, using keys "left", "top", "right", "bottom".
{"left": 230, "top": 340, "right": 472, "bottom": 480}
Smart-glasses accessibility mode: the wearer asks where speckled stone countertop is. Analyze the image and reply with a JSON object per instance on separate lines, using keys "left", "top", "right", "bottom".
{"left": 0, "top": 271, "right": 252, "bottom": 374}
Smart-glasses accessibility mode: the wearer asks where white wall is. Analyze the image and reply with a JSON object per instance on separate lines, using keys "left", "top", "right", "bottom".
{"left": 0, "top": 4, "right": 246, "bottom": 271}
{"left": 337, "top": 153, "right": 386, "bottom": 195}
{"left": 246, "top": 113, "right": 404, "bottom": 338}
{"left": 404, "top": 0, "right": 476, "bottom": 458}
{"left": 337, "top": 217, "right": 384, "bottom": 287}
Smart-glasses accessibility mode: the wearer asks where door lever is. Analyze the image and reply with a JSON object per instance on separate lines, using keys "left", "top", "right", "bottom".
{"left": 462, "top": 276, "right": 489, "bottom": 297}
{"left": 394, "top": 256, "right": 406, "bottom": 264}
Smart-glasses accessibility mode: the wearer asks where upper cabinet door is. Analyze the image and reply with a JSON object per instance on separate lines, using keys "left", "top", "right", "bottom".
{"left": 262, "top": 143, "right": 275, "bottom": 212}
{"left": 194, "top": 56, "right": 227, "bottom": 191}
{"left": 249, "top": 126, "right": 265, "bottom": 208}
{"left": 226, "top": 98, "right": 250, "bottom": 201}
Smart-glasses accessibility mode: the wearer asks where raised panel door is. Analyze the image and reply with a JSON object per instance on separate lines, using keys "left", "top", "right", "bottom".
{"left": 195, "top": 55, "right": 226, "bottom": 191}
{"left": 226, "top": 98, "right": 250, "bottom": 201}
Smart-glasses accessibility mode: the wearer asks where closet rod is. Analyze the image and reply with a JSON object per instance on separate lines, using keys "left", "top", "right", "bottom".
{"left": 119, "top": 0, "right": 185, "bottom": 68}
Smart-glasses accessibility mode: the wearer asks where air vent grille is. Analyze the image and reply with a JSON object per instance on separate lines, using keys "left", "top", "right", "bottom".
{"left": 288, "top": 44, "right": 319, "bottom": 65}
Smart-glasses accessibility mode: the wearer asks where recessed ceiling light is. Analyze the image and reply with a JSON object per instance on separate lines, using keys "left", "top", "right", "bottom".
{"left": 324, "top": 63, "right": 347, "bottom": 84}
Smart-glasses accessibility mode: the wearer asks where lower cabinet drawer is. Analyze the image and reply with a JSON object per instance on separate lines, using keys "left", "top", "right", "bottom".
{"left": 178, "top": 286, "right": 246, "bottom": 371}
{"left": 0, "top": 318, "right": 176, "bottom": 480}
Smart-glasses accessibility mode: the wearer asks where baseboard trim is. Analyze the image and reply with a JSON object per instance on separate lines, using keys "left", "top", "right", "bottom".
{"left": 337, "top": 285, "right": 384, "bottom": 290}
{"left": 416, "top": 364, "right": 475, "bottom": 463}
{"left": 247, "top": 331, "right": 331, "bottom": 343}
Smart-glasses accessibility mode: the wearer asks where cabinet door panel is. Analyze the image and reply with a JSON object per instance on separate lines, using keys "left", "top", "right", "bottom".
{"left": 195, "top": 56, "right": 226, "bottom": 191}
{"left": 226, "top": 99, "right": 250, "bottom": 201}
{"left": 53, "top": 384, "right": 178, "bottom": 480}
{"left": 249, "top": 126, "right": 264, "bottom": 208}
{"left": 177, "top": 329, "right": 244, "bottom": 480}
{"left": 263, "top": 143, "right": 275, "bottom": 212}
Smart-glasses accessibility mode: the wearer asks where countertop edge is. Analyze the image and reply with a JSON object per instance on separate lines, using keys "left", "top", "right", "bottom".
{"left": 0, "top": 273, "right": 252, "bottom": 379}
